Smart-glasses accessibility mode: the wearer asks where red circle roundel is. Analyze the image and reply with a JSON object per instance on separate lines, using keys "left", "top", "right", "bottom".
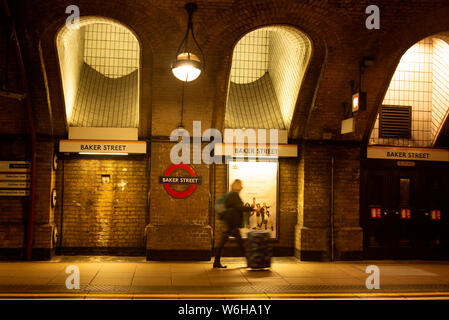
{"left": 162, "top": 163, "right": 199, "bottom": 198}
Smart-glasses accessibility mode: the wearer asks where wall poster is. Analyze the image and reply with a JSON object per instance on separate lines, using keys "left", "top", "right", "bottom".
{"left": 227, "top": 160, "right": 278, "bottom": 239}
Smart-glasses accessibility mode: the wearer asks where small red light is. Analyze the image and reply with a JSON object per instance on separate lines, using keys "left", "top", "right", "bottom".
{"left": 431, "top": 210, "right": 441, "bottom": 221}
{"left": 400, "top": 208, "right": 411, "bottom": 219}
{"left": 352, "top": 93, "right": 359, "bottom": 112}
{"left": 371, "top": 207, "right": 381, "bottom": 219}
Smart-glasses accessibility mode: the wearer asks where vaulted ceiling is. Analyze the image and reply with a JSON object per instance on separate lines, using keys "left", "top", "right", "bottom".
{"left": 1, "top": 0, "right": 449, "bottom": 146}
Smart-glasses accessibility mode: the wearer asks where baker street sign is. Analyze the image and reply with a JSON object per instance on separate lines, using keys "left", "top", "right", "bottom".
{"left": 159, "top": 163, "right": 201, "bottom": 198}
{"left": 367, "top": 146, "right": 449, "bottom": 162}
{"left": 59, "top": 140, "right": 146, "bottom": 154}
{"left": 159, "top": 176, "right": 202, "bottom": 184}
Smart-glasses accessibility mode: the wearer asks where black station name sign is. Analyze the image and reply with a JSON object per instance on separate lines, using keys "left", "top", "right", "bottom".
{"left": 386, "top": 151, "right": 430, "bottom": 159}
{"left": 80, "top": 144, "right": 127, "bottom": 151}
{"left": 367, "top": 146, "right": 449, "bottom": 162}
{"left": 159, "top": 176, "right": 202, "bottom": 184}
{"left": 59, "top": 140, "right": 147, "bottom": 154}
{"left": 9, "top": 163, "right": 31, "bottom": 169}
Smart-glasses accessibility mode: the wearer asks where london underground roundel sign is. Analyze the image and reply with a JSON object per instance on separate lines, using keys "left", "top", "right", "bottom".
{"left": 159, "top": 163, "right": 202, "bottom": 198}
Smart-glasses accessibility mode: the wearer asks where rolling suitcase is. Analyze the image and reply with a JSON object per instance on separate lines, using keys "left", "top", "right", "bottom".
{"left": 246, "top": 230, "right": 272, "bottom": 269}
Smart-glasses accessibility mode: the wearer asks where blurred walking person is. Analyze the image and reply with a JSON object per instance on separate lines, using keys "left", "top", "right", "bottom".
{"left": 213, "top": 179, "right": 253, "bottom": 268}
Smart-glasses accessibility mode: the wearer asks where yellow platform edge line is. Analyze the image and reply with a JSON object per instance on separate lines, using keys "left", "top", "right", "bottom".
{"left": 1, "top": 292, "right": 449, "bottom": 298}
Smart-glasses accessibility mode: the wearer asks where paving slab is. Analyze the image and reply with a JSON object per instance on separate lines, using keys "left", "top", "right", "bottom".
{"left": 0, "top": 256, "right": 449, "bottom": 299}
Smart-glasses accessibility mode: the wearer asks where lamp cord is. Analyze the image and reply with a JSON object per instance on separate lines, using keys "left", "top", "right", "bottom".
{"left": 189, "top": 21, "right": 205, "bottom": 70}
{"left": 174, "top": 3, "right": 205, "bottom": 70}
{"left": 175, "top": 10, "right": 192, "bottom": 59}
{"left": 180, "top": 81, "right": 185, "bottom": 127}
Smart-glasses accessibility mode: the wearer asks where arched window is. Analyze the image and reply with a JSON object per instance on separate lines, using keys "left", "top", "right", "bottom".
{"left": 225, "top": 26, "right": 312, "bottom": 130}
{"left": 370, "top": 34, "right": 449, "bottom": 147}
{"left": 56, "top": 17, "right": 140, "bottom": 128}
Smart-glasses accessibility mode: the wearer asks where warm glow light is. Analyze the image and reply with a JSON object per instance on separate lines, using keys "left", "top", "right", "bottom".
{"left": 171, "top": 53, "right": 202, "bottom": 82}
{"left": 172, "top": 64, "right": 201, "bottom": 82}
{"left": 352, "top": 93, "right": 359, "bottom": 112}
{"left": 228, "top": 160, "right": 278, "bottom": 238}
{"left": 79, "top": 152, "right": 128, "bottom": 155}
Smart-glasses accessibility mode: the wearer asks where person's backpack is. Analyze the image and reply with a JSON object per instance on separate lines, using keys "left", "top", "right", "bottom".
{"left": 215, "top": 192, "right": 232, "bottom": 220}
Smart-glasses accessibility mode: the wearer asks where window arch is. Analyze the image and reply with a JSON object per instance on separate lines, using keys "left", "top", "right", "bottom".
{"left": 225, "top": 26, "right": 312, "bottom": 130}
{"left": 370, "top": 34, "right": 449, "bottom": 147}
{"left": 56, "top": 17, "right": 140, "bottom": 128}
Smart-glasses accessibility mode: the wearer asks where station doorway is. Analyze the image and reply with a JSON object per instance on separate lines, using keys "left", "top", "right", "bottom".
{"left": 56, "top": 155, "right": 148, "bottom": 255}
{"left": 362, "top": 160, "right": 449, "bottom": 260}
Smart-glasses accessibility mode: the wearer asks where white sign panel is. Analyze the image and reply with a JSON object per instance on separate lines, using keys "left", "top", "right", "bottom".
{"left": 0, "top": 173, "right": 30, "bottom": 181}
{"left": 0, "top": 181, "right": 30, "bottom": 188}
{"left": 0, "top": 189, "right": 29, "bottom": 196}
{"left": 68, "top": 127, "right": 138, "bottom": 141}
{"left": 223, "top": 129, "right": 288, "bottom": 144}
{"left": 367, "top": 146, "right": 449, "bottom": 162}
{"left": 341, "top": 117, "right": 355, "bottom": 134}
{"left": 228, "top": 161, "right": 278, "bottom": 239}
{"left": 59, "top": 140, "right": 147, "bottom": 154}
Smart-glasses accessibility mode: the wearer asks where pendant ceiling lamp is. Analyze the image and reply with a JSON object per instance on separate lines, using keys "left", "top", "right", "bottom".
{"left": 171, "top": 2, "right": 205, "bottom": 82}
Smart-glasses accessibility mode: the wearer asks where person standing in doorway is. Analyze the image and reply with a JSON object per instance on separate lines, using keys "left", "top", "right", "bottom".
{"left": 262, "top": 202, "right": 270, "bottom": 230}
{"left": 213, "top": 179, "right": 254, "bottom": 268}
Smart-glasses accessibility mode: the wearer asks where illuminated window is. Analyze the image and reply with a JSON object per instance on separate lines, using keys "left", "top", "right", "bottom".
{"left": 370, "top": 35, "right": 449, "bottom": 147}
{"left": 56, "top": 17, "right": 140, "bottom": 128}
{"left": 225, "top": 26, "right": 312, "bottom": 130}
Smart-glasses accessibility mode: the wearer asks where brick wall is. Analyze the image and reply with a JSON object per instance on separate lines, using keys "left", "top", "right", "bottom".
{"left": 1, "top": 138, "right": 363, "bottom": 261}
{"left": 146, "top": 142, "right": 212, "bottom": 259}
{"left": 295, "top": 143, "right": 363, "bottom": 261}
{"left": 3, "top": 0, "right": 449, "bottom": 261}
{"left": 0, "top": 136, "right": 28, "bottom": 259}
{"left": 20, "top": 0, "right": 449, "bottom": 142}
{"left": 56, "top": 155, "right": 148, "bottom": 253}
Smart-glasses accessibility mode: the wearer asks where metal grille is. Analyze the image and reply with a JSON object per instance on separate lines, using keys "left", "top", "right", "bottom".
{"left": 230, "top": 29, "right": 269, "bottom": 84}
{"left": 84, "top": 23, "right": 139, "bottom": 79}
{"left": 431, "top": 36, "right": 449, "bottom": 142}
{"left": 369, "top": 37, "right": 449, "bottom": 147}
{"left": 71, "top": 64, "right": 139, "bottom": 127}
{"left": 226, "top": 73, "right": 285, "bottom": 129}
{"left": 72, "top": 22, "right": 139, "bottom": 127}
{"left": 226, "top": 26, "right": 311, "bottom": 130}
{"left": 379, "top": 105, "right": 412, "bottom": 138}
{"left": 57, "top": 18, "right": 140, "bottom": 128}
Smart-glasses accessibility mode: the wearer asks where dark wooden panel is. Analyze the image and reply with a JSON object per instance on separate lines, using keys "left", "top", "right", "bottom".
{"left": 0, "top": 97, "right": 28, "bottom": 134}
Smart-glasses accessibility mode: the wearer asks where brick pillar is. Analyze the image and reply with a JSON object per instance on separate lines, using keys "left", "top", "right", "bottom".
{"left": 295, "top": 143, "right": 363, "bottom": 261}
{"left": 332, "top": 145, "right": 363, "bottom": 260}
{"left": 146, "top": 142, "right": 212, "bottom": 260}
{"left": 33, "top": 139, "right": 57, "bottom": 260}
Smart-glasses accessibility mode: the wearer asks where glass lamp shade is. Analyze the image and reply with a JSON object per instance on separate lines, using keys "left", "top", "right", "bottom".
{"left": 171, "top": 52, "right": 202, "bottom": 82}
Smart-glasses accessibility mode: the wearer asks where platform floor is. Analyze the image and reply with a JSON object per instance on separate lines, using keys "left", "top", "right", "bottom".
{"left": 1, "top": 257, "right": 449, "bottom": 299}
